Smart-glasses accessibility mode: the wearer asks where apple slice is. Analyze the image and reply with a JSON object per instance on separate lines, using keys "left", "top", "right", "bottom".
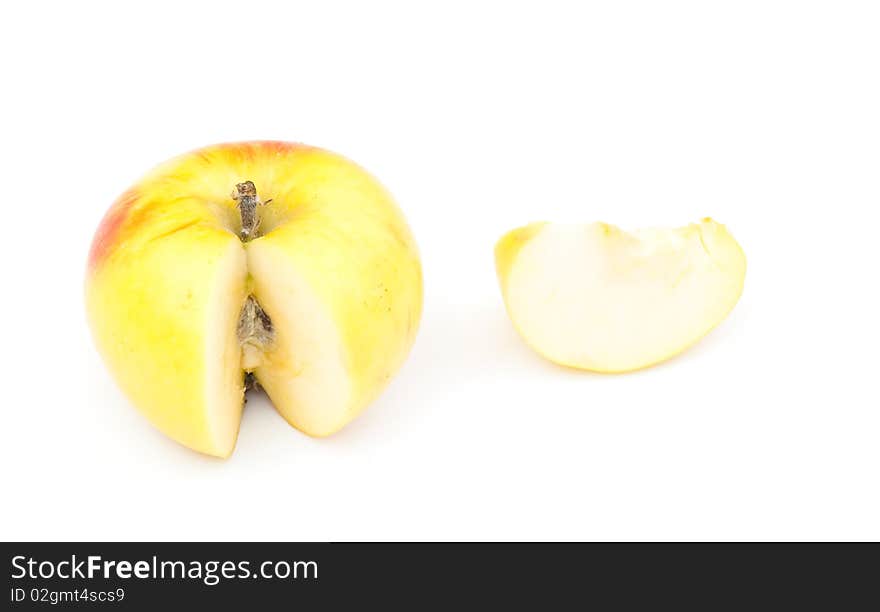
{"left": 86, "top": 142, "right": 422, "bottom": 457}
{"left": 495, "top": 219, "right": 746, "bottom": 372}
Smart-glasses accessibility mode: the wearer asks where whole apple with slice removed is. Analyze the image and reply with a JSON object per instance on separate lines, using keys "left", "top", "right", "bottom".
{"left": 495, "top": 218, "right": 745, "bottom": 372}
{"left": 86, "top": 141, "right": 422, "bottom": 457}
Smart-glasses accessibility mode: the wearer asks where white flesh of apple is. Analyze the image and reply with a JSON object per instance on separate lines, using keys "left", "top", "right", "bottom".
{"left": 504, "top": 220, "right": 746, "bottom": 372}
{"left": 247, "top": 242, "right": 351, "bottom": 437}
{"left": 204, "top": 242, "right": 248, "bottom": 454}
{"left": 201, "top": 240, "right": 351, "bottom": 453}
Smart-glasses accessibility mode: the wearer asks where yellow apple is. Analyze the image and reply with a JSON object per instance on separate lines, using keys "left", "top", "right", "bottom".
{"left": 86, "top": 141, "right": 423, "bottom": 457}
{"left": 495, "top": 218, "right": 746, "bottom": 372}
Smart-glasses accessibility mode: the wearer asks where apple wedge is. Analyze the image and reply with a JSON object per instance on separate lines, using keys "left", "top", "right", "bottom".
{"left": 495, "top": 219, "right": 746, "bottom": 372}
{"left": 86, "top": 142, "right": 423, "bottom": 457}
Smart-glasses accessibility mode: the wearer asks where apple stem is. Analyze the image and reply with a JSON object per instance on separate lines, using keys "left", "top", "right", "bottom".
{"left": 232, "top": 180, "right": 264, "bottom": 241}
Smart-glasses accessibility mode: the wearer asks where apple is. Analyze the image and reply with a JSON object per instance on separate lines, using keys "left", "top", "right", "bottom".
{"left": 86, "top": 141, "right": 423, "bottom": 457}
{"left": 495, "top": 218, "right": 746, "bottom": 372}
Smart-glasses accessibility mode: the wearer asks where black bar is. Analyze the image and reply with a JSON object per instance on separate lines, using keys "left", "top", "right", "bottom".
{"left": 2, "top": 543, "right": 877, "bottom": 608}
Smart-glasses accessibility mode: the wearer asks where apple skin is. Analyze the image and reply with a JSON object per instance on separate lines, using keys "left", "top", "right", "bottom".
{"left": 86, "top": 141, "right": 423, "bottom": 457}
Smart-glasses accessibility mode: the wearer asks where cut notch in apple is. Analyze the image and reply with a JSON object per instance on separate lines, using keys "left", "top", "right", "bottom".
{"left": 86, "top": 142, "right": 423, "bottom": 458}
{"left": 495, "top": 218, "right": 746, "bottom": 373}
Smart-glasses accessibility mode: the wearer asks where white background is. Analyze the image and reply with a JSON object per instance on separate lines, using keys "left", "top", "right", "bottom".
{"left": 1, "top": 1, "right": 878, "bottom": 541}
